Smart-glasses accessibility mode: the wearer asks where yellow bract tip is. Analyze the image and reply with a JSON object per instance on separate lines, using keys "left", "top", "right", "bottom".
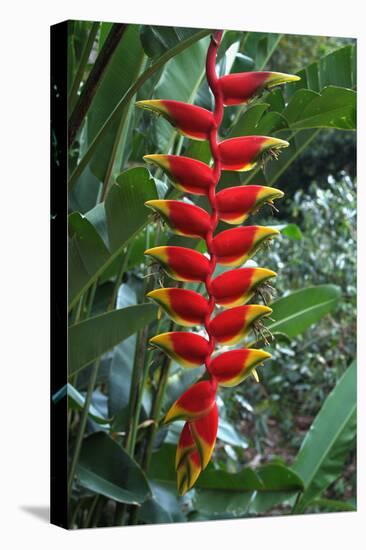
{"left": 143, "top": 154, "right": 170, "bottom": 171}
{"left": 265, "top": 71, "right": 301, "bottom": 88}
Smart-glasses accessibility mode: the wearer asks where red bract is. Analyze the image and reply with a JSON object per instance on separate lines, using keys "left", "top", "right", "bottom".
{"left": 176, "top": 449, "right": 201, "bottom": 496}
{"left": 175, "top": 422, "right": 196, "bottom": 469}
{"left": 144, "top": 245, "right": 210, "bottom": 282}
{"left": 164, "top": 380, "right": 217, "bottom": 423}
{"left": 209, "top": 304, "right": 272, "bottom": 345}
{"left": 190, "top": 403, "right": 218, "bottom": 469}
{"left": 136, "top": 99, "right": 214, "bottom": 140}
{"left": 146, "top": 288, "right": 209, "bottom": 327}
{"left": 211, "top": 267, "right": 277, "bottom": 307}
{"left": 140, "top": 30, "right": 292, "bottom": 494}
{"left": 143, "top": 154, "right": 214, "bottom": 195}
{"left": 216, "top": 185, "right": 284, "bottom": 224}
{"left": 210, "top": 349, "right": 271, "bottom": 386}
{"left": 218, "top": 136, "right": 289, "bottom": 171}
{"left": 212, "top": 225, "right": 279, "bottom": 266}
{"left": 145, "top": 199, "right": 211, "bottom": 238}
{"left": 149, "top": 331, "right": 210, "bottom": 368}
{"left": 219, "top": 71, "right": 300, "bottom": 106}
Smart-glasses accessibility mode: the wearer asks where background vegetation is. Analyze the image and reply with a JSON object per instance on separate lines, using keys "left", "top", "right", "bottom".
{"left": 60, "top": 22, "right": 356, "bottom": 528}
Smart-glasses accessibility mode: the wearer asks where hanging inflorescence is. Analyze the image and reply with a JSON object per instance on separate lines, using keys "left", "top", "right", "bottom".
{"left": 137, "top": 31, "right": 300, "bottom": 495}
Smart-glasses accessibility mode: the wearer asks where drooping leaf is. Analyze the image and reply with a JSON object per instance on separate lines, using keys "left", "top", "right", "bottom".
{"left": 76, "top": 432, "right": 151, "bottom": 504}
{"left": 68, "top": 167, "right": 158, "bottom": 309}
{"left": 105, "top": 168, "right": 158, "bottom": 252}
{"left": 265, "top": 285, "right": 341, "bottom": 338}
{"left": 69, "top": 304, "right": 157, "bottom": 375}
{"left": 68, "top": 213, "right": 110, "bottom": 309}
{"left": 292, "top": 362, "right": 356, "bottom": 512}
{"left": 284, "top": 86, "right": 356, "bottom": 131}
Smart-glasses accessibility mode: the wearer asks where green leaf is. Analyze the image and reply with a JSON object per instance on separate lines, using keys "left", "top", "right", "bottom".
{"left": 69, "top": 304, "right": 157, "bottom": 376}
{"left": 288, "top": 45, "right": 356, "bottom": 95}
{"left": 193, "top": 463, "right": 303, "bottom": 518}
{"left": 266, "top": 285, "right": 341, "bottom": 338}
{"left": 76, "top": 432, "right": 151, "bottom": 504}
{"left": 292, "top": 362, "right": 356, "bottom": 512}
{"left": 68, "top": 213, "right": 110, "bottom": 306}
{"left": 140, "top": 26, "right": 200, "bottom": 59}
{"left": 149, "top": 444, "right": 303, "bottom": 517}
{"left": 270, "top": 223, "right": 303, "bottom": 240}
{"left": 237, "top": 44, "right": 356, "bottom": 186}
{"left": 105, "top": 167, "right": 158, "bottom": 252}
{"left": 68, "top": 167, "right": 158, "bottom": 309}
{"left": 66, "top": 383, "right": 110, "bottom": 425}
{"left": 242, "top": 32, "right": 283, "bottom": 70}
{"left": 88, "top": 25, "right": 145, "bottom": 181}
{"left": 217, "top": 418, "right": 249, "bottom": 449}
{"left": 284, "top": 87, "right": 356, "bottom": 130}
{"left": 310, "top": 497, "right": 356, "bottom": 512}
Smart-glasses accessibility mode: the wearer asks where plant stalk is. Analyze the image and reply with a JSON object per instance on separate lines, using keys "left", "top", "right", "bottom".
{"left": 68, "top": 23, "right": 128, "bottom": 144}
{"left": 68, "top": 22, "right": 100, "bottom": 112}
{"left": 67, "top": 358, "right": 101, "bottom": 503}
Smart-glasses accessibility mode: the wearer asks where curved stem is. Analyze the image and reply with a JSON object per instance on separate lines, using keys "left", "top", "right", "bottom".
{"left": 203, "top": 31, "right": 224, "bottom": 376}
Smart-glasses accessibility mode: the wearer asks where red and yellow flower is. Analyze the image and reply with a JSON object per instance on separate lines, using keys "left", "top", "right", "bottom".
{"left": 210, "top": 267, "right": 277, "bottom": 307}
{"left": 212, "top": 226, "right": 279, "bottom": 266}
{"left": 136, "top": 99, "right": 214, "bottom": 140}
{"left": 139, "top": 30, "right": 296, "bottom": 495}
{"left": 145, "top": 199, "right": 211, "bottom": 238}
{"left": 143, "top": 155, "right": 214, "bottom": 195}
{"left": 149, "top": 331, "right": 210, "bottom": 368}
{"left": 218, "top": 71, "right": 300, "bottom": 106}
{"left": 146, "top": 288, "right": 209, "bottom": 327}
{"left": 216, "top": 185, "right": 284, "bottom": 224}
{"left": 144, "top": 246, "right": 210, "bottom": 282}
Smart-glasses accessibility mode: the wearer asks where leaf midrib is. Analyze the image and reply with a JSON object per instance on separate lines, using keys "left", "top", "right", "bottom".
{"left": 296, "top": 404, "right": 356, "bottom": 499}
{"left": 77, "top": 464, "right": 145, "bottom": 505}
{"left": 268, "top": 297, "right": 338, "bottom": 332}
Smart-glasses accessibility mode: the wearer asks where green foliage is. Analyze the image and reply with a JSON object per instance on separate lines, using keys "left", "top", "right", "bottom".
{"left": 292, "top": 361, "right": 356, "bottom": 512}
{"left": 76, "top": 432, "right": 151, "bottom": 504}
{"left": 65, "top": 23, "right": 357, "bottom": 528}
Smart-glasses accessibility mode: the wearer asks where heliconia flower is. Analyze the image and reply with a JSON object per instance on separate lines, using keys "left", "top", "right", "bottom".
{"left": 136, "top": 99, "right": 214, "bottom": 141}
{"left": 164, "top": 380, "right": 217, "bottom": 423}
{"left": 149, "top": 331, "right": 210, "bottom": 368}
{"left": 176, "top": 449, "right": 201, "bottom": 496}
{"left": 210, "top": 349, "right": 271, "bottom": 387}
{"left": 190, "top": 403, "right": 218, "bottom": 469}
{"left": 144, "top": 246, "right": 210, "bottom": 282}
{"left": 140, "top": 32, "right": 288, "bottom": 494}
{"left": 218, "top": 71, "right": 300, "bottom": 106}
{"left": 212, "top": 226, "right": 279, "bottom": 266}
{"left": 216, "top": 185, "right": 284, "bottom": 224}
{"left": 143, "top": 155, "right": 214, "bottom": 195}
{"left": 211, "top": 267, "right": 277, "bottom": 307}
{"left": 175, "top": 422, "right": 196, "bottom": 470}
{"left": 209, "top": 304, "right": 272, "bottom": 345}
{"left": 218, "top": 136, "right": 289, "bottom": 171}
{"left": 146, "top": 288, "right": 209, "bottom": 327}
{"left": 145, "top": 199, "right": 211, "bottom": 239}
